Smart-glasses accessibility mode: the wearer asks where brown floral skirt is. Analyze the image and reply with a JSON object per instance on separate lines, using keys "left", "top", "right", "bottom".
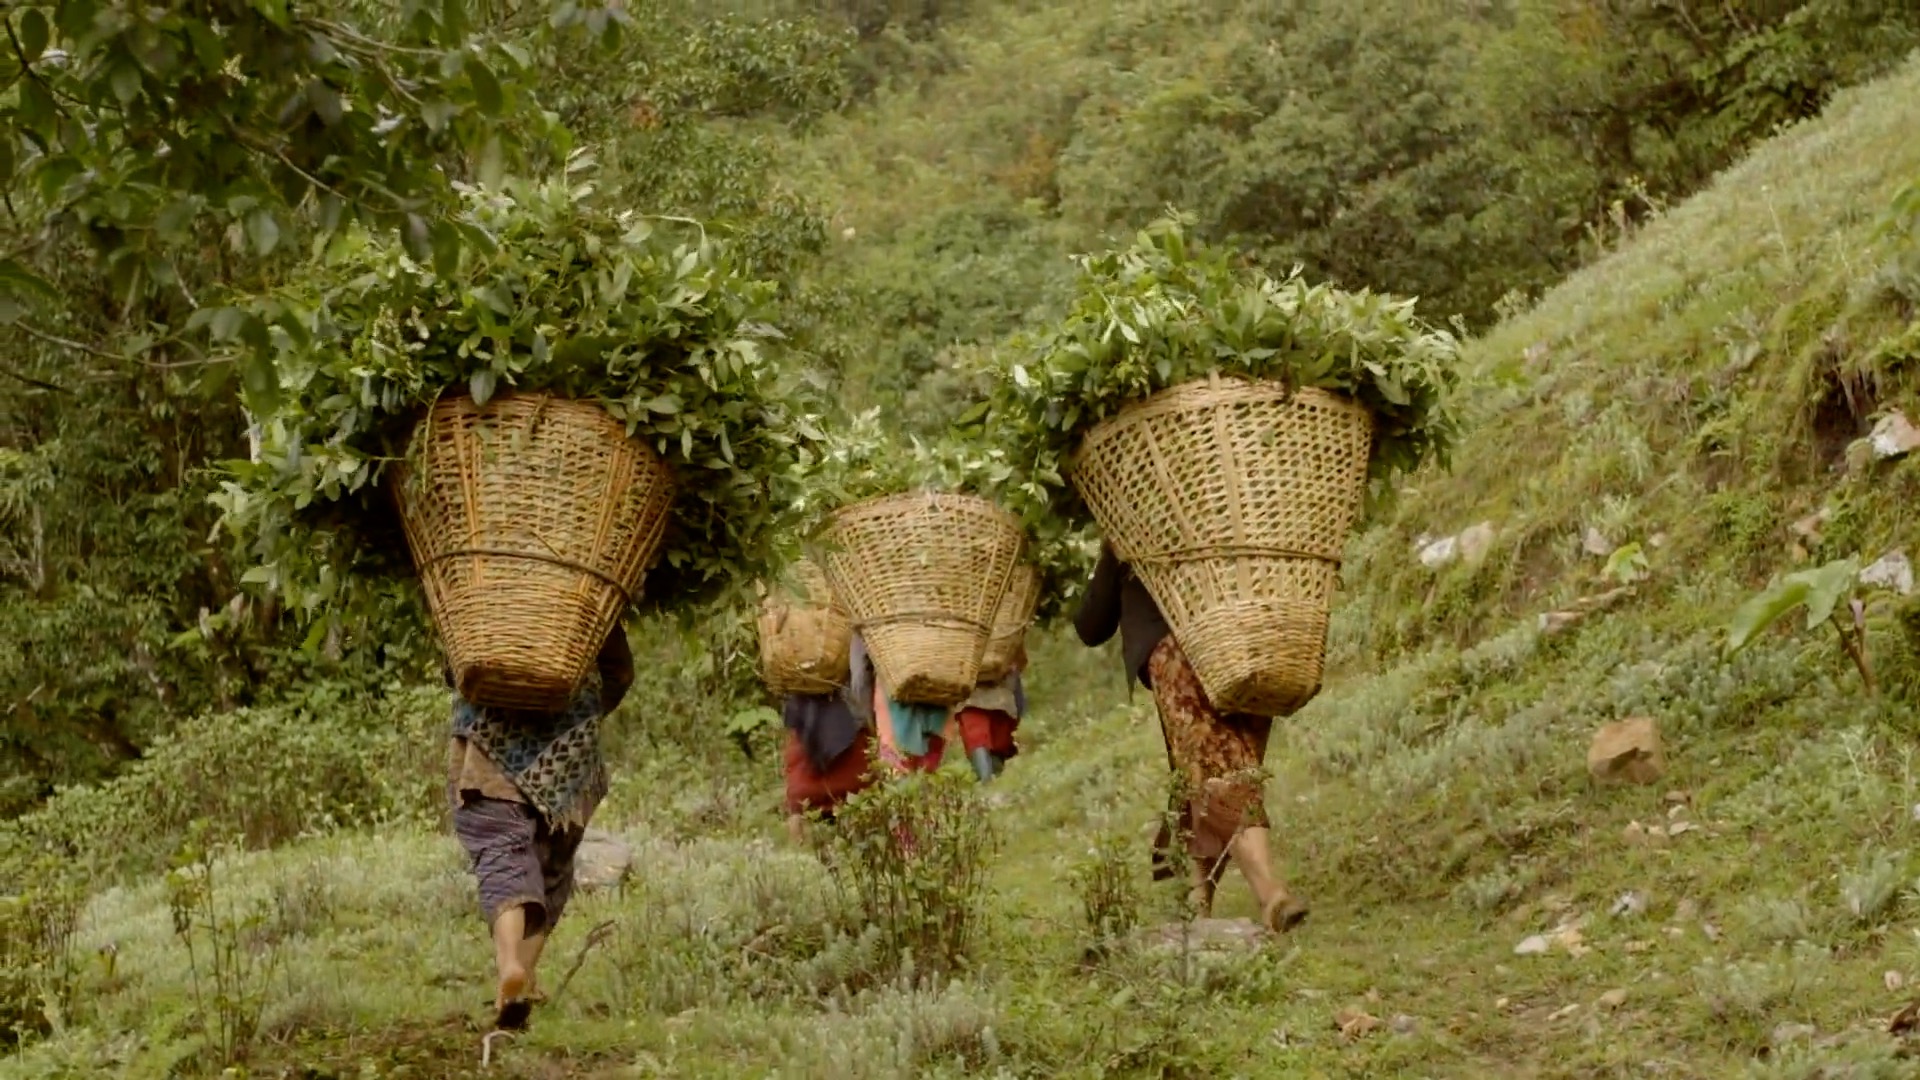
{"left": 1147, "top": 636, "right": 1273, "bottom": 876}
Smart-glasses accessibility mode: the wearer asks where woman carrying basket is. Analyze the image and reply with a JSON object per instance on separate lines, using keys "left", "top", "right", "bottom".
{"left": 1074, "top": 542, "right": 1309, "bottom": 933}
{"left": 445, "top": 626, "right": 633, "bottom": 1031}
{"left": 952, "top": 648, "right": 1027, "bottom": 782}
{"left": 782, "top": 632, "right": 948, "bottom": 835}
{"left": 780, "top": 664, "right": 875, "bottom": 843}
{"left": 848, "top": 629, "right": 948, "bottom": 775}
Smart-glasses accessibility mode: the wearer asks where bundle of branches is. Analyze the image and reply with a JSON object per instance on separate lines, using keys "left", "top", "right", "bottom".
{"left": 215, "top": 165, "right": 823, "bottom": 627}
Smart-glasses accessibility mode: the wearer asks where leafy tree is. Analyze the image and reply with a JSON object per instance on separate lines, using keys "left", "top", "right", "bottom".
{"left": 0, "top": 0, "right": 859, "bottom": 810}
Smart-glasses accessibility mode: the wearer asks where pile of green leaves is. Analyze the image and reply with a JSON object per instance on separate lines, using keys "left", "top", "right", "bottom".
{"left": 780, "top": 408, "right": 1096, "bottom": 619}
{"left": 975, "top": 215, "right": 1465, "bottom": 524}
{"left": 215, "top": 164, "right": 822, "bottom": 621}
{"left": 785, "top": 407, "right": 1015, "bottom": 525}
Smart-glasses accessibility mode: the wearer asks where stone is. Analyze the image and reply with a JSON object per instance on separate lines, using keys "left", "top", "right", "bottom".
{"left": 1419, "top": 535, "right": 1459, "bottom": 570}
{"left": 1861, "top": 550, "right": 1915, "bottom": 596}
{"left": 1790, "top": 509, "right": 1830, "bottom": 542}
{"left": 1588, "top": 717, "right": 1666, "bottom": 786}
{"left": 1583, "top": 526, "right": 1613, "bottom": 557}
{"left": 1136, "top": 917, "right": 1269, "bottom": 954}
{"left": 1389, "top": 1014, "right": 1420, "bottom": 1036}
{"left": 1335, "top": 1008, "right": 1382, "bottom": 1040}
{"left": 1610, "top": 891, "right": 1649, "bottom": 918}
{"left": 1515, "top": 934, "right": 1551, "bottom": 956}
{"left": 1458, "top": 522, "right": 1498, "bottom": 566}
{"left": 1770, "top": 1022, "right": 1817, "bottom": 1047}
{"left": 1597, "top": 989, "right": 1629, "bottom": 1010}
{"left": 1552, "top": 924, "right": 1590, "bottom": 957}
{"left": 1870, "top": 410, "right": 1920, "bottom": 460}
{"left": 1540, "top": 610, "right": 1584, "bottom": 636}
{"left": 573, "top": 829, "right": 635, "bottom": 891}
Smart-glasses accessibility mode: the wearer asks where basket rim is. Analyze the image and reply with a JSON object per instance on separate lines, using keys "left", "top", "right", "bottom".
{"left": 1068, "top": 375, "right": 1372, "bottom": 569}
{"left": 825, "top": 489, "right": 1022, "bottom": 532}
{"left": 1072, "top": 377, "right": 1371, "bottom": 468}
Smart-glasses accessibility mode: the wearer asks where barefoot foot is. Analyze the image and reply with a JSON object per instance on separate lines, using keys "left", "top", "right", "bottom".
{"left": 495, "top": 965, "right": 532, "bottom": 1031}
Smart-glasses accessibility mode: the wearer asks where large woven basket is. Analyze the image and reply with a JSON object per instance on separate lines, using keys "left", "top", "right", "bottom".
{"left": 821, "top": 492, "right": 1025, "bottom": 707}
{"left": 1071, "top": 376, "right": 1372, "bottom": 716}
{"left": 395, "top": 392, "right": 675, "bottom": 711}
{"left": 977, "top": 563, "right": 1040, "bottom": 683}
{"left": 757, "top": 557, "right": 853, "bottom": 696}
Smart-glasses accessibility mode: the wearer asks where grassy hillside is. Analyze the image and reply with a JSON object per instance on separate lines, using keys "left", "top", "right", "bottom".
{"left": 8, "top": 36, "right": 1920, "bottom": 1080}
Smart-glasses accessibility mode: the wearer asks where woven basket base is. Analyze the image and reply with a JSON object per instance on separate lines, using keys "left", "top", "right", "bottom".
{"left": 761, "top": 606, "right": 852, "bottom": 697}
{"left": 444, "top": 576, "right": 614, "bottom": 711}
{"left": 864, "top": 621, "right": 982, "bottom": 707}
{"left": 396, "top": 392, "right": 674, "bottom": 713}
{"left": 1178, "top": 599, "right": 1329, "bottom": 717}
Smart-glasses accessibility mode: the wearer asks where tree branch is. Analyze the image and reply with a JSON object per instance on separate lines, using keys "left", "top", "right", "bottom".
{"left": 13, "top": 320, "right": 129, "bottom": 360}
{"left": 0, "top": 360, "right": 70, "bottom": 393}
{"left": 13, "top": 321, "right": 225, "bottom": 371}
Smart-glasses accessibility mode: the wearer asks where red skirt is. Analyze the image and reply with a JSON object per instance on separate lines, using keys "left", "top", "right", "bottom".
{"left": 783, "top": 728, "right": 878, "bottom": 814}
{"left": 955, "top": 707, "right": 1019, "bottom": 758}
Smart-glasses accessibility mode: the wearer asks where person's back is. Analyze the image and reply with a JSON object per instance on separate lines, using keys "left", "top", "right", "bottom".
{"left": 1071, "top": 541, "right": 1308, "bottom": 933}
{"left": 446, "top": 629, "right": 633, "bottom": 1030}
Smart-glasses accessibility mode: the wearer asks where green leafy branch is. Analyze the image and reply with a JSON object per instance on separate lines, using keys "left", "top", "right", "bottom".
{"left": 977, "top": 213, "right": 1466, "bottom": 528}
{"left": 215, "top": 166, "right": 824, "bottom": 622}
{"left": 1726, "top": 557, "right": 1877, "bottom": 694}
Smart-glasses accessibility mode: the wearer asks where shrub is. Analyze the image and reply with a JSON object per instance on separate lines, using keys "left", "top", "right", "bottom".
{"left": 820, "top": 766, "right": 998, "bottom": 982}
{"left": 0, "top": 684, "right": 443, "bottom": 882}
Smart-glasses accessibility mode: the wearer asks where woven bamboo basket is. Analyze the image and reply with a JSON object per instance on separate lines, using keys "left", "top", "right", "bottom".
{"left": 1071, "top": 375, "right": 1373, "bottom": 716}
{"left": 395, "top": 391, "right": 675, "bottom": 712}
{"left": 977, "top": 563, "right": 1040, "bottom": 683}
{"left": 757, "top": 557, "right": 853, "bottom": 696}
{"left": 821, "top": 492, "right": 1025, "bottom": 707}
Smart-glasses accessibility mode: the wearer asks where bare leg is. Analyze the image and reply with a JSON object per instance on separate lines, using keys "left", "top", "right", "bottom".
{"left": 517, "top": 931, "right": 548, "bottom": 1000}
{"left": 786, "top": 812, "right": 808, "bottom": 845}
{"left": 1228, "top": 826, "right": 1308, "bottom": 933}
{"left": 1187, "top": 857, "right": 1216, "bottom": 917}
{"left": 491, "top": 905, "right": 532, "bottom": 1027}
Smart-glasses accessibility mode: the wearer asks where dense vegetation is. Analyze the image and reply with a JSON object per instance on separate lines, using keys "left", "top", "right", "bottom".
{"left": 6, "top": 0, "right": 1920, "bottom": 1071}
{"left": 9, "top": 0, "right": 1912, "bottom": 814}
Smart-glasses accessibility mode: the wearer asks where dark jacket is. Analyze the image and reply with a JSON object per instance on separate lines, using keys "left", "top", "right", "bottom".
{"left": 782, "top": 689, "right": 862, "bottom": 775}
{"left": 1073, "top": 542, "right": 1172, "bottom": 688}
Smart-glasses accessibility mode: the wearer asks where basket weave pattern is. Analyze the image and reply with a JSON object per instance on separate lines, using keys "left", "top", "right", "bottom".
{"left": 396, "top": 392, "right": 674, "bottom": 712}
{"left": 977, "top": 563, "right": 1040, "bottom": 683}
{"left": 822, "top": 493, "right": 1025, "bottom": 706}
{"left": 758, "top": 558, "right": 853, "bottom": 696}
{"left": 1072, "top": 377, "right": 1372, "bottom": 716}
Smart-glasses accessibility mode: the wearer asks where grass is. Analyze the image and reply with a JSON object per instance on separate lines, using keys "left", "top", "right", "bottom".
{"left": 9, "top": 35, "right": 1920, "bottom": 1080}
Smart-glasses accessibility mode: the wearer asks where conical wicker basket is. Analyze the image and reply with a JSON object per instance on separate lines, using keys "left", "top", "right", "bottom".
{"left": 395, "top": 391, "right": 675, "bottom": 712}
{"left": 1071, "top": 376, "right": 1372, "bottom": 716}
{"left": 757, "top": 557, "right": 853, "bottom": 696}
{"left": 822, "top": 492, "right": 1025, "bottom": 707}
{"left": 977, "top": 563, "right": 1040, "bottom": 683}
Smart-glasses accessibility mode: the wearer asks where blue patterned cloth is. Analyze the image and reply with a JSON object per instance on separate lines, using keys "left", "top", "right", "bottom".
{"left": 450, "top": 672, "right": 609, "bottom": 831}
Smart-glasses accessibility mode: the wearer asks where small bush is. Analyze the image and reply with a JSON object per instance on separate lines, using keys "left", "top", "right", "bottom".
{"left": 821, "top": 766, "right": 997, "bottom": 983}
{"left": 0, "top": 858, "right": 85, "bottom": 1050}
{"left": 0, "top": 684, "right": 443, "bottom": 882}
{"left": 1069, "top": 830, "right": 1143, "bottom": 954}
{"left": 164, "top": 824, "right": 284, "bottom": 1068}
